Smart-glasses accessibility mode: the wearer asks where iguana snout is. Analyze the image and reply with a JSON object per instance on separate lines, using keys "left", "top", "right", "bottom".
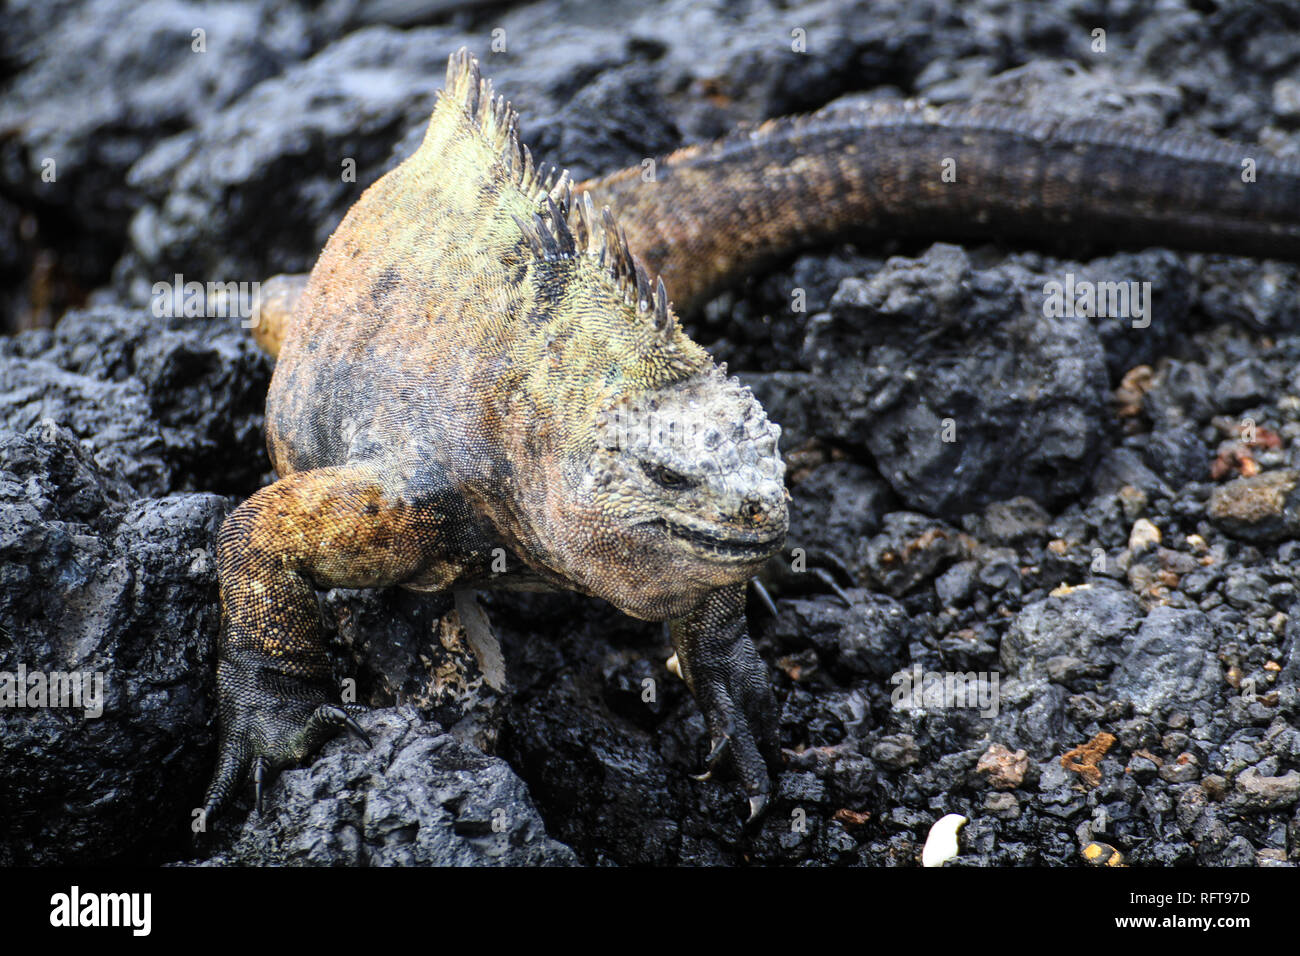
{"left": 591, "top": 368, "right": 788, "bottom": 569}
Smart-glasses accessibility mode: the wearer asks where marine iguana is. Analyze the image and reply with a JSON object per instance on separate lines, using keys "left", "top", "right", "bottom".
{"left": 205, "top": 48, "right": 1300, "bottom": 823}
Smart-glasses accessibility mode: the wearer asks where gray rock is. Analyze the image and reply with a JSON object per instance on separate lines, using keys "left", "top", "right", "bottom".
{"left": 1142, "top": 425, "right": 1210, "bottom": 488}
{"left": 197, "top": 708, "right": 576, "bottom": 865}
{"left": 1145, "top": 360, "right": 1216, "bottom": 426}
{"left": 0, "top": 353, "right": 170, "bottom": 497}
{"left": 0, "top": 425, "right": 228, "bottom": 864}
{"left": 935, "top": 559, "right": 979, "bottom": 608}
{"left": 1127, "top": 755, "right": 1159, "bottom": 784}
{"left": 1273, "top": 78, "right": 1300, "bottom": 120}
{"left": 1, "top": 305, "right": 273, "bottom": 495}
{"left": 1091, "top": 447, "right": 1174, "bottom": 501}
{"left": 859, "top": 511, "right": 967, "bottom": 595}
{"left": 963, "top": 496, "right": 1051, "bottom": 548}
{"left": 870, "top": 733, "right": 920, "bottom": 770}
{"left": 786, "top": 458, "right": 893, "bottom": 547}
{"left": 1215, "top": 358, "right": 1272, "bottom": 412}
{"left": 1159, "top": 752, "right": 1201, "bottom": 784}
{"left": 1197, "top": 258, "right": 1300, "bottom": 335}
{"left": 772, "top": 591, "right": 914, "bottom": 680}
{"left": 1231, "top": 767, "right": 1300, "bottom": 812}
{"left": 1000, "top": 585, "right": 1142, "bottom": 682}
{"left": 1218, "top": 835, "right": 1257, "bottom": 867}
{"left": 1224, "top": 569, "right": 1270, "bottom": 609}
{"left": 0, "top": 0, "right": 316, "bottom": 331}
{"left": 804, "top": 245, "right": 1110, "bottom": 518}
{"left": 1112, "top": 606, "right": 1221, "bottom": 715}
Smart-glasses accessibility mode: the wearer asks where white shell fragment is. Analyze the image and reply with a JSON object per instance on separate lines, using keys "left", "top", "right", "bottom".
{"left": 921, "top": 813, "right": 968, "bottom": 868}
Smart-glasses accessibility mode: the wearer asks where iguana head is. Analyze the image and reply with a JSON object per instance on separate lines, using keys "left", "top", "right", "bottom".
{"left": 497, "top": 192, "right": 789, "bottom": 619}
{"left": 586, "top": 367, "right": 789, "bottom": 602}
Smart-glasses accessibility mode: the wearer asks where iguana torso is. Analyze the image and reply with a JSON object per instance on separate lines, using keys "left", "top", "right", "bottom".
{"left": 208, "top": 48, "right": 1300, "bottom": 823}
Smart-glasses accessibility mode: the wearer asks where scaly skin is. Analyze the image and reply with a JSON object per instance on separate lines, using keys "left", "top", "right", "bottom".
{"left": 208, "top": 49, "right": 786, "bottom": 822}
{"left": 211, "top": 48, "right": 1300, "bottom": 823}
{"left": 580, "top": 102, "right": 1300, "bottom": 313}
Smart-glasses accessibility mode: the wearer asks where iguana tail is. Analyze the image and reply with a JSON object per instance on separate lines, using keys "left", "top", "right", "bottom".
{"left": 248, "top": 273, "right": 310, "bottom": 358}
{"left": 578, "top": 101, "right": 1300, "bottom": 314}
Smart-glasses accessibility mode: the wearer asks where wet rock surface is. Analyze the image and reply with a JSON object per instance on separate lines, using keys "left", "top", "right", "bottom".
{"left": 2, "top": 0, "right": 1299, "bottom": 866}
{"left": 0, "top": 423, "right": 227, "bottom": 864}
{"left": 189, "top": 708, "right": 576, "bottom": 866}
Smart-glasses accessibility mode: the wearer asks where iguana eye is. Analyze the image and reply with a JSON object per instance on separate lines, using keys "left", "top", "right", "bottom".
{"left": 642, "top": 462, "right": 691, "bottom": 489}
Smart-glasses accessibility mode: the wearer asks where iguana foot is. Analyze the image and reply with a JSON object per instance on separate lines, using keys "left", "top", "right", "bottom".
{"left": 203, "top": 652, "right": 370, "bottom": 818}
{"left": 670, "top": 584, "right": 781, "bottom": 822}
{"left": 689, "top": 634, "right": 780, "bottom": 822}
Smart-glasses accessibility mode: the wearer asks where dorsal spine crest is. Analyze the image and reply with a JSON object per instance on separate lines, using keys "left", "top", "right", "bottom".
{"left": 441, "top": 48, "right": 678, "bottom": 342}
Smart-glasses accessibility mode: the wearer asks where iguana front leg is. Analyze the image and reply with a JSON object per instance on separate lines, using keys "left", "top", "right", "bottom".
{"left": 204, "top": 463, "right": 437, "bottom": 816}
{"left": 669, "top": 583, "right": 780, "bottom": 822}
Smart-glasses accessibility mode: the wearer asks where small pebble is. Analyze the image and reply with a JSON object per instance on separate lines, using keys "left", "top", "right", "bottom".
{"left": 921, "top": 813, "right": 967, "bottom": 868}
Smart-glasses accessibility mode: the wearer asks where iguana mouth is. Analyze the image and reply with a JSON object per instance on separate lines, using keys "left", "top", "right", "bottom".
{"left": 654, "top": 519, "right": 783, "bottom": 561}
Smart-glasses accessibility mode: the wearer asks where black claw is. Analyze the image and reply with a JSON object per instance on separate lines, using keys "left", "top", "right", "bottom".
{"left": 342, "top": 713, "right": 371, "bottom": 747}
{"left": 253, "top": 757, "right": 268, "bottom": 815}
{"left": 202, "top": 790, "right": 222, "bottom": 822}
{"left": 747, "top": 793, "right": 768, "bottom": 824}
{"left": 750, "top": 578, "right": 779, "bottom": 617}
{"left": 202, "top": 777, "right": 232, "bottom": 822}
{"left": 693, "top": 733, "right": 730, "bottom": 781}
{"left": 811, "top": 567, "right": 854, "bottom": 608}
{"left": 314, "top": 703, "right": 372, "bottom": 747}
{"left": 202, "top": 745, "right": 247, "bottom": 822}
